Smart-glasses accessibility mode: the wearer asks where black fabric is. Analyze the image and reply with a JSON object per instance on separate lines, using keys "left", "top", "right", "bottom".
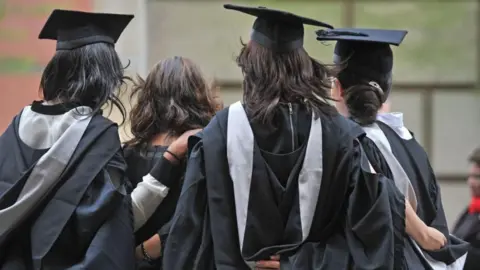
{"left": 452, "top": 209, "right": 480, "bottom": 270}
{"left": 368, "top": 121, "right": 470, "bottom": 268}
{"left": 148, "top": 155, "right": 181, "bottom": 188}
{"left": 250, "top": 103, "right": 310, "bottom": 186}
{"left": 224, "top": 4, "right": 333, "bottom": 52}
{"left": 38, "top": 9, "right": 134, "bottom": 50}
{"left": 30, "top": 100, "right": 88, "bottom": 115}
{"left": 123, "top": 145, "right": 185, "bottom": 270}
{"left": 250, "top": 30, "right": 304, "bottom": 53}
{"left": 357, "top": 135, "right": 407, "bottom": 269}
{"left": 317, "top": 28, "right": 407, "bottom": 46}
{"left": 0, "top": 106, "right": 135, "bottom": 269}
{"left": 163, "top": 105, "right": 406, "bottom": 269}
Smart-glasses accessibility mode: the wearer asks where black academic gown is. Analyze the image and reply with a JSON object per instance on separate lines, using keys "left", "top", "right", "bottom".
{"left": 163, "top": 102, "right": 406, "bottom": 270}
{"left": 452, "top": 208, "right": 480, "bottom": 270}
{"left": 123, "top": 145, "right": 184, "bottom": 269}
{"left": 0, "top": 102, "right": 135, "bottom": 270}
{"left": 359, "top": 119, "right": 469, "bottom": 269}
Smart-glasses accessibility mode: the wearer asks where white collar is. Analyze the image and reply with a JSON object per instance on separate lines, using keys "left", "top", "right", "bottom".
{"left": 375, "top": 112, "right": 413, "bottom": 140}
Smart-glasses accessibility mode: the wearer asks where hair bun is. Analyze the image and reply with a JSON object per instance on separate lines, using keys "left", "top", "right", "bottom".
{"left": 367, "top": 81, "right": 384, "bottom": 101}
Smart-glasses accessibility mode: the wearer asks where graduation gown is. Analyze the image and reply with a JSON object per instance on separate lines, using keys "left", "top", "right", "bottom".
{"left": 123, "top": 145, "right": 184, "bottom": 269}
{"left": 358, "top": 113, "right": 469, "bottom": 270}
{"left": 0, "top": 101, "right": 135, "bottom": 270}
{"left": 452, "top": 208, "right": 480, "bottom": 270}
{"left": 163, "top": 101, "right": 406, "bottom": 270}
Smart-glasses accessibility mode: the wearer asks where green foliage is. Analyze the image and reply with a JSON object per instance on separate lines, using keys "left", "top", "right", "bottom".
{"left": 0, "top": 0, "right": 5, "bottom": 21}
{"left": 0, "top": 57, "right": 39, "bottom": 74}
{"left": 354, "top": 2, "right": 476, "bottom": 82}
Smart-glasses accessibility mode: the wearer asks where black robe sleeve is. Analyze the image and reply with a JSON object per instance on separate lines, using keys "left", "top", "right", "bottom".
{"left": 65, "top": 149, "right": 135, "bottom": 270}
{"left": 345, "top": 137, "right": 406, "bottom": 269}
{"left": 149, "top": 155, "right": 182, "bottom": 188}
{"left": 162, "top": 135, "right": 215, "bottom": 270}
{"left": 421, "top": 163, "right": 470, "bottom": 264}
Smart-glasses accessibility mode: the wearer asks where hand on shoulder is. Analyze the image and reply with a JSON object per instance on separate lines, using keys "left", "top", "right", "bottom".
{"left": 165, "top": 129, "right": 202, "bottom": 163}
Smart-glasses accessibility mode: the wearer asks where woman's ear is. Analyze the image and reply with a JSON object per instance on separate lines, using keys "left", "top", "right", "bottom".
{"left": 331, "top": 78, "right": 343, "bottom": 100}
{"left": 38, "top": 88, "right": 44, "bottom": 100}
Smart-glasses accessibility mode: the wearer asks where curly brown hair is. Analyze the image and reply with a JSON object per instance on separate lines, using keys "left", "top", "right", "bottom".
{"left": 125, "top": 56, "right": 216, "bottom": 150}
{"left": 236, "top": 40, "right": 337, "bottom": 124}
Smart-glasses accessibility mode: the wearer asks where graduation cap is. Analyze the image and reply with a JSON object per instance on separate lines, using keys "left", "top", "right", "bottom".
{"left": 39, "top": 9, "right": 134, "bottom": 50}
{"left": 316, "top": 28, "right": 408, "bottom": 100}
{"left": 224, "top": 4, "right": 333, "bottom": 52}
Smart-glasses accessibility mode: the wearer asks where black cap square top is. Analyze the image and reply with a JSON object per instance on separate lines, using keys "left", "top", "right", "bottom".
{"left": 316, "top": 28, "right": 407, "bottom": 46}
{"left": 38, "top": 9, "right": 134, "bottom": 50}
{"left": 224, "top": 4, "right": 333, "bottom": 52}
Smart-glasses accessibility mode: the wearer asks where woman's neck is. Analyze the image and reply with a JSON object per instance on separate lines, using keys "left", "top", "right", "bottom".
{"left": 335, "top": 102, "right": 350, "bottom": 117}
{"left": 150, "top": 132, "right": 178, "bottom": 147}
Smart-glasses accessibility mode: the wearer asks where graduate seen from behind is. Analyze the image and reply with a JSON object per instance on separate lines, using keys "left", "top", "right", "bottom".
{"left": 123, "top": 56, "right": 217, "bottom": 269}
{"left": 318, "top": 27, "right": 469, "bottom": 269}
{"left": 164, "top": 5, "right": 415, "bottom": 270}
{"left": 0, "top": 10, "right": 193, "bottom": 269}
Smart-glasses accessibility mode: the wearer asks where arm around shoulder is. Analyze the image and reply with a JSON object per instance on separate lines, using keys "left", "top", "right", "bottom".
{"left": 163, "top": 139, "right": 214, "bottom": 270}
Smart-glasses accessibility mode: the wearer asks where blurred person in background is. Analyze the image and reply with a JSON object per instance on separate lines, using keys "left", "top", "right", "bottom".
{"left": 163, "top": 5, "right": 414, "bottom": 270}
{"left": 452, "top": 146, "right": 480, "bottom": 270}
{"left": 319, "top": 27, "right": 469, "bottom": 269}
{"left": 123, "top": 56, "right": 217, "bottom": 269}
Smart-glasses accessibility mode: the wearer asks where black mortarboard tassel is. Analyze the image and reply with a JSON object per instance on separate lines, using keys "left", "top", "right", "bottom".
{"left": 38, "top": 9, "right": 134, "bottom": 51}
{"left": 316, "top": 28, "right": 408, "bottom": 100}
{"left": 224, "top": 4, "right": 333, "bottom": 52}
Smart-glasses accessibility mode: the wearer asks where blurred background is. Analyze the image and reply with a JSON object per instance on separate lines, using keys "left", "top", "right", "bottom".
{"left": 0, "top": 0, "right": 479, "bottom": 226}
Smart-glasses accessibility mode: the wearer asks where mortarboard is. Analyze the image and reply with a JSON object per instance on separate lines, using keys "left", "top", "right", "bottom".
{"left": 316, "top": 28, "right": 408, "bottom": 100}
{"left": 224, "top": 4, "right": 333, "bottom": 52}
{"left": 39, "top": 9, "right": 134, "bottom": 51}
{"left": 316, "top": 28, "right": 407, "bottom": 46}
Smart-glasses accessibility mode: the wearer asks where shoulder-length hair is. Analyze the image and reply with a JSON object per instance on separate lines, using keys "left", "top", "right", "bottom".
{"left": 40, "top": 43, "right": 128, "bottom": 122}
{"left": 125, "top": 56, "right": 216, "bottom": 150}
{"left": 236, "top": 40, "right": 337, "bottom": 124}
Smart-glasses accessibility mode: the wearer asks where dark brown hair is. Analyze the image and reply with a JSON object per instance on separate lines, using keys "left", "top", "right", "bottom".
{"left": 210, "top": 79, "right": 224, "bottom": 112}
{"left": 236, "top": 40, "right": 336, "bottom": 124}
{"left": 40, "top": 43, "right": 128, "bottom": 123}
{"left": 342, "top": 80, "right": 386, "bottom": 126}
{"left": 125, "top": 56, "right": 216, "bottom": 150}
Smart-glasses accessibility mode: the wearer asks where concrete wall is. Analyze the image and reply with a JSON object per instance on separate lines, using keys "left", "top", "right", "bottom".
{"left": 93, "top": 0, "right": 148, "bottom": 141}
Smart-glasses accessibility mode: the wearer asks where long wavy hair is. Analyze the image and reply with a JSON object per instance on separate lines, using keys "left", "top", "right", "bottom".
{"left": 236, "top": 40, "right": 336, "bottom": 124}
{"left": 40, "top": 43, "right": 128, "bottom": 122}
{"left": 125, "top": 56, "right": 216, "bottom": 150}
